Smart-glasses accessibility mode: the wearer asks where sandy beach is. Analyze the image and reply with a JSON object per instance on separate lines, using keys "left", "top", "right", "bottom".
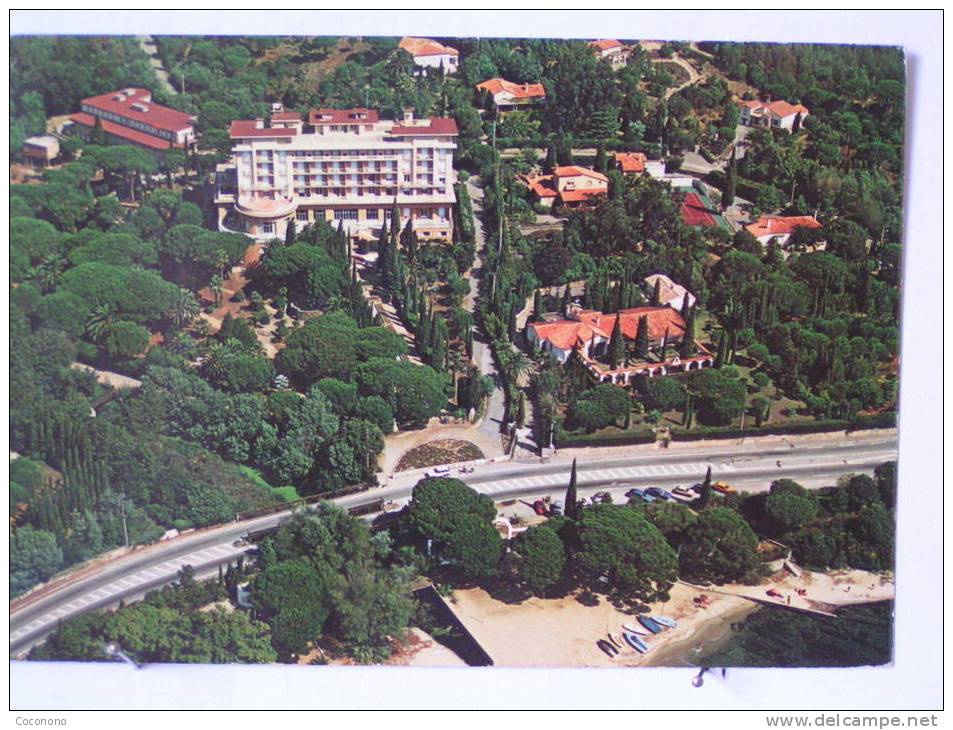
{"left": 443, "top": 582, "right": 755, "bottom": 668}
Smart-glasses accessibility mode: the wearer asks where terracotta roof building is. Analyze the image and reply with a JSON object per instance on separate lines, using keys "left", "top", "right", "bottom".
{"left": 399, "top": 37, "right": 459, "bottom": 75}
{"left": 523, "top": 166, "right": 609, "bottom": 209}
{"left": 589, "top": 39, "right": 631, "bottom": 69}
{"left": 68, "top": 88, "right": 196, "bottom": 151}
{"left": 745, "top": 215, "right": 822, "bottom": 246}
{"left": 476, "top": 78, "right": 547, "bottom": 110}
{"left": 738, "top": 98, "right": 809, "bottom": 132}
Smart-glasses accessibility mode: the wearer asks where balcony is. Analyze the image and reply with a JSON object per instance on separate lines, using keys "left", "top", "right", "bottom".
{"left": 235, "top": 195, "right": 297, "bottom": 219}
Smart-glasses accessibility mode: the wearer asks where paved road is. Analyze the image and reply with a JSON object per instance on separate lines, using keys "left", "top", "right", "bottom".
{"left": 137, "top": 35, "right": 176, "bottom": 96}
{"left": 463, "top": 176, "right": 507, "bottom": 451}
{"left": 10, "top": 432, "right": 896, "bottom": 656}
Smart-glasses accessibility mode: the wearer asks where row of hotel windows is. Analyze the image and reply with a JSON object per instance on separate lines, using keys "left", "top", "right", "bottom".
{"left": 291, "top": 188, "right": 444, "bottom": 198}
{"left": 84, "top": 106, "right": 185, "bottom": 142}
{"left": 241, "top": 148, "right": 446, "bottom": 160}
{"left": 289, "top": 207, "right": 448, "bottom": 222}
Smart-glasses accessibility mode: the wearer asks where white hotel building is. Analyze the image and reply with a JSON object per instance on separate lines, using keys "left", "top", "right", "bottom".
{"left": 215, "top": 105, "right": 458, "bottom": 242}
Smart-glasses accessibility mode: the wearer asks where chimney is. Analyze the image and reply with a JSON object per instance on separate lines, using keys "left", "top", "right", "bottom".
{"left": 271, "top": 102, "right": 284, "bottom": 113}
{"left": 254, "top": 118, "right": 265, "bottom": 130}
{"left": 402, "top": 107, "right": 415, "bottom": 123}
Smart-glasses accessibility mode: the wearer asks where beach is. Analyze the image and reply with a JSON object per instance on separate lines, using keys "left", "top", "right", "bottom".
{"left": 442, "top": 582, "right": 756, "bottom": 668}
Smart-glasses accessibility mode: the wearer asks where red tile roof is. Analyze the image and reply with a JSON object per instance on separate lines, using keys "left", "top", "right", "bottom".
{"left": 399, "top": 37, "right": 459, "bottom": 57}
{"left": 745, "top": 215, "right": 822, "bottom": 238}
{"left": 308, "top": 108, "right": 380, "bottom": 125}
{"left": 614, "top": 151, "right": 647, "bottom": 173}
{"left": 529, "top": 306, "right": 685, "bottom": 351}
{"left": 558, "top": 188, "right": 607, "bottom": 204}
{"left": 739, "top": 99, "right": 809, "bottom": 118}
{"left": 589, "top": 39, "right": 624, "bottom": 52}
{"left": 679, "top": 192, "right": 718, "bottom": 228}
{"left": 81, "top": 88, "right": 194, "bottom": 133}
{"left": 229, "top": 120, "right": 298, "bottom": 139}
{"left": 70, "top": 112, "right": 172, "bottom": 150}
{"left": 524, "top": 174, "right": 558, "bottom": 198}
{"left": 271, "top": 111, "right": 302, "bottom": 122}
{"left": 553, "top": 165, "right": 609, "bottom": 183}
{"left": 476, "top": 77, "right": 547, "bottom": 100}
{"left": 390, "top": 117, "right": 459, "bottom": 136}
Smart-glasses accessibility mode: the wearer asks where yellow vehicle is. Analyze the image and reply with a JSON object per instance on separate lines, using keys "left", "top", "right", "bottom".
{"left": 712, "top": 481, "right": 737, "bottom": 495}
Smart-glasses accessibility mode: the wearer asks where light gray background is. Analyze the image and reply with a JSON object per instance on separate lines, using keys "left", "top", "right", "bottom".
{"left": 7, "top": 9, "right": 943, "bottom": 711}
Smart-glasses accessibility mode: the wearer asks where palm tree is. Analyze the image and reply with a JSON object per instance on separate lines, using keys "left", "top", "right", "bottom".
{"left": 201, "top": 341, "right": 233, "bottom": 382}
{"left": 499, "top": 349, "right": 532, "bottom": 385}
{"left": 167, "top": 287, "right": 200, "bottom": 328}
{"left": 85, "top": 305, "right": 117, "bottom": 342}
{"left": 34, "top": 254, "right": 66, "bottom": 293}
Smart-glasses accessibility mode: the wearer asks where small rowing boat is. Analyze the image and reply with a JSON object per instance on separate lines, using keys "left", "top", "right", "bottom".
{"left": 622, "top": 621, "right": 651, "bottom": 636}
{"left": 638, "top": 615, "right": 664, "bottom": 633}
{"left": 623, "top": 632, "right": 649, "bottom": 653}
{"left": 652, "top": 615, "right": 678, "bottom": 629}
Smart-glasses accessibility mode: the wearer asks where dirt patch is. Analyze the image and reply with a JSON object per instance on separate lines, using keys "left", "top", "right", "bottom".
{"left": 395, "top": 439, "right": 485, "bottom": 472}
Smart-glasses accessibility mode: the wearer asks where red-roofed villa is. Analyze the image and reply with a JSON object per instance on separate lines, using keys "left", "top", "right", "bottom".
{"left": 528, "top": 304, "right": 713, "bottom": 385}
{"left": 476, "top": 78, "right": 547, "bottom": 111}
{"left": 745, "top": 215, "right": 822, "bottom": 247}
{"left": 399, "top": 37, "right": 459, "bottom": 75}
{"left": 738, "top": 98, "right": 809, "bottom": 132}
{"left": 523, "top": 165, "right": 608, "bottom": 209}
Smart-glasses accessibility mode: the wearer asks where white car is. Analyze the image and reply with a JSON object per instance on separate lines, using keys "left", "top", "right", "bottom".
{"left": 425, "top": 466, "right": 451, "bottom": 478}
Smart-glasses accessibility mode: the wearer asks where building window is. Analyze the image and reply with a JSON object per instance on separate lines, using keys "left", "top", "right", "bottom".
{"left": 367, "top": 209, "right": 380, "bottom": 220}
{"left": 262, "top": 223, "right": 274, "bottom": 234}
{"left": 296, "top": 211, "right": 309, "bottom": 222}
{"left": 334, "top": 210, "right": 358, "bottom": 220}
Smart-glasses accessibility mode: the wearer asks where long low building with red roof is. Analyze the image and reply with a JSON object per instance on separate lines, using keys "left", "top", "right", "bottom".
{"left": 528, "top": 303, "right": 714, "bottom": 383}
{"left": 215, "top": 104, "right": 459, "bottom": 243}
{"left": 68, "top": 87, "right": 196, "bottom": 152}
{"left": 738, "top": 98, "right": 809, "bottom": 132}
{"left": 476, "top": 77, "right": 547, "bottom": 111}
{"left": 745, "top": 215, "right": 822, "bottom": 246}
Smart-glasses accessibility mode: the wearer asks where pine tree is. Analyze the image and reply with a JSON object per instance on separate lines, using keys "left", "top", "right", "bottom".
{"left": 565, "top": 458, "right": 579, "bottom": 520}
{"left": 608, "top": 315, "right": 624, "bottom": 369}
{"left": 680, "top": 308, "right": 695, "bottom": 359}
{"left": 635, "top": 315, "right": 650, "bottom": 359}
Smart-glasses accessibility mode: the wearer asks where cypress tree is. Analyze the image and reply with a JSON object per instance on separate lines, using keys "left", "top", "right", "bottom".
{"left": 508, "top": 303, "right": 518, "bottom": 342}
{"left": 714, "top": 329, "right": 727, "bottom": 368}
{"left": 417, "top": 300, "right": 431, "bottom": 356}
{"left": 608, "top": 315, "right": 624, "bottom": 369}
{"left": 651, "top": 278, "right": 662, "bottom": 307}
{"left": 562, "top": 284, "right": 572, "bottom": 314}
{"left": 680, "top": 308, "right": 695, "bottom": 359}
{"left": 594, "top": 144, "right": 608, "bottom": 175}
{"left": 545, "top": 143, "right": 558, "bottom": 173}
{"left": 284, "top": 219, "right": 296, "bottom": 247}
{"left": 660, "top": 327, "right": 670, "bottom": 361}
{"left": 722, "top": 148, "right": 737, "bottom": 211}
{"left": 699, "top": 465, "right": 713, "bottom": 507}
{"left": 565, "top": 458, "right": 579, "bottom": 520}
{"left": 533, "top": 289, "right": 543, "bottom": 322}
{"left": 635, "top": 315, "right": 650, "bottom": 359}
{"left": 516, "top": 392, "right": 526, "bottom": 428}
{"left": 680, "top": 293, "right": 691, "bottom": 320}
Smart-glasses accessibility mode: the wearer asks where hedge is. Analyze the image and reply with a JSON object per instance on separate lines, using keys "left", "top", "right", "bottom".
{"left": 669, "top": 413, "right": 896, "bottom": 441}
{"left": 555, "top": 427, "right": 657, "bottom": 449}
{"left": 496, "top": 137, "right": 663, "bottom": 156}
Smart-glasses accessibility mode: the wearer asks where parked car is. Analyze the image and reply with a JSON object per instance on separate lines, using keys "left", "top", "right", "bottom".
{"left": 593, "top": 491, "right": 614, "bottom": 504}
{"left": 549, "top": 503, "right": 563, "bottom": 516}
{"left": 672, "top": 486, "right": 695, "bottom": 499}
{"left": 532, "top": 500, "right": 548, "bottom": 516}
{"left": 645, "top": 487, "right": 676, "bottom": 501}
{"left": 625, "top": 488, "right": 656, "bottom": 503}
{"left": 425, "top": 466, "right": 451, "bottom": 478}
{"left": 712, "top": 481, "right": 737, "bottom": 495}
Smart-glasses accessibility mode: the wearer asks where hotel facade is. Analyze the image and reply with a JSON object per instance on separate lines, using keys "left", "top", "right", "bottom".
{"left": 215, "top": 105, "right": 458, "bottom": 242}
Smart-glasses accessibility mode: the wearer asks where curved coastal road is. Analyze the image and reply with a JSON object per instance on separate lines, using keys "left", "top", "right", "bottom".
{"left": 10, "top": 432, "right": 897, "bottom": 656}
